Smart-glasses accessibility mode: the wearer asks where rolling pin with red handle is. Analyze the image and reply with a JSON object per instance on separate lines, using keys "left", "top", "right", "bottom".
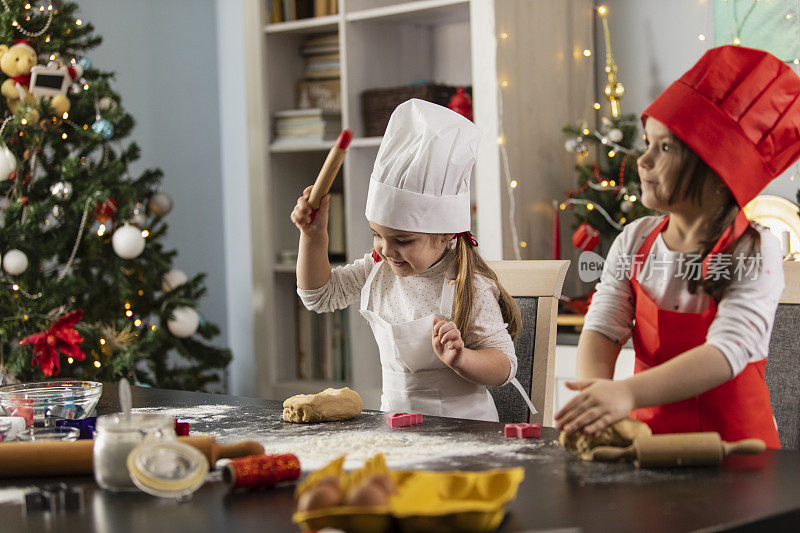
{"left": 0, "top": 436, "right": 265, "bottom": 478}
{"left": 591, "top": 432, "right": 766, "bottom": 467}
{"left": 308, "top": 129, "right": 352, "bottom": 212}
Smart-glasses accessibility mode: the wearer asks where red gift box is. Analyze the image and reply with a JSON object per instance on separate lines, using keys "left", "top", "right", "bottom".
{"left": 572, "top": 222, "right": 600, "bottom": 252}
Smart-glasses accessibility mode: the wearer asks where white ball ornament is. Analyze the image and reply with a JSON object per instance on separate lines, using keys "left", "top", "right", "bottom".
{"left": 0, "top": 143, "right": 16, "bottom": 181}
{"left": 564, "top": 138, "right": 579, "bottom": 152}
{"left": 161, "top": 269, "right": 188, "bottom": 292}
{"left": 112, "top": 224, "right": 146, "bottom": 259}
{"left": 167, "top": 306, "right": 199, "bottom": 338}
{"left": 2, "top": 249, "right": 29, "bottom": 275}
{"left": 620, "top": 200, "right": 633, "bottom": 214}
{"left": 608, "top": 128, "right": 624, "bottom": 143}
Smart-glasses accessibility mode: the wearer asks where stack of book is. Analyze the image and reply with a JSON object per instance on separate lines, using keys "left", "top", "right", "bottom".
{"left": 296, "top": 33, "right": 341, "bottom": 112}
{"left": 296, "top": 303, "right": 350, "bottom": 381}
{"left": 273, "top": 108, "right": 341, "bottom": 144}
{"left": 269, "top": 0, "right": 337, "bottom": 23}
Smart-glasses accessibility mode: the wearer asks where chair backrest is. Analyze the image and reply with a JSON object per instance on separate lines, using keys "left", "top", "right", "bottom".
{"left": 486, "top": 260, "right": 569, "bottom": 426}
{"left": 766, "top": 261, "right": 800, "bottom": 450}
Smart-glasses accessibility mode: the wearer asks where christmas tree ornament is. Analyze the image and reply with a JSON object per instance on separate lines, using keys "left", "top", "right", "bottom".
{"left": 91, "top": 119, "right": 114, "bottom": 139}
{"left": 572, "top": 222, "right": 601, "bottom": 252}
{"left": 2, "top": 249, "right": 29, "bottom": 275}
{"left": 131, "top": 202, "right": 147, "bottom": 227}
{"left": 447, "top": 87, "right": 473, "bottom": 122}
{"left": 620, "top": 200, "right": 633, "bottom": 213}
{"left": 564, "top": 138, "right": 579, "bottom": 152}
{"left": 608, "top": 128, "right": 623, "bottom": 143}
{"left": 0, "top": 143, "right": 16, "bottom": 181}
{"left": 77, "top": 57, "right": 92, "bottom": 71}
{"left": 148, "top": 191, "right": 173, "bottom": 217}
{"left": 598, "top": 5, "right": 625, "bottom": 118}
{"left": 167, "top": 306, "right": 199, "bottom": 338}
{"left": 94, "top": 198, "right": 118, "bottom": 223}
{"left": 19, "top": 310, "right": 85, "bottom": 377}
{"left": 98, "top": 96, "right": 116, "bottom": 111}
{"left": 161, "top": 269, "right": 188, "bottom": 292}
{"left": 49, "top": 181, "right": 73, "bottom": 201}
{"left": 112, "top": 224, "right": 146, "bottom": 260}
{"left": 51, "top": 205, "right": 65, "bottom": 219}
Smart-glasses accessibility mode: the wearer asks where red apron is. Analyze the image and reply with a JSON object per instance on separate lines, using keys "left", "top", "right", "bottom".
{"left": 628, "top": 215, "right": 780, "bottom": 448}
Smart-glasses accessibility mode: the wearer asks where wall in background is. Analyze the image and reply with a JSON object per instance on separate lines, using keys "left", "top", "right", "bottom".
{"left": 601, "top": 0, "right": 799, "bottom": 201}
{"left": 79, "top": 0, "right": 232, "bottom": 390}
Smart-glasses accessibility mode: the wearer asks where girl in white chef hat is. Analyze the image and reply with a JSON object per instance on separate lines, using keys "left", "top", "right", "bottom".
{"left": 291, "top": 98, "right": 533, "bottom": 422}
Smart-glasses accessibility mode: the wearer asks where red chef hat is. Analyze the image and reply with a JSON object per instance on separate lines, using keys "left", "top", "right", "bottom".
{"left": 643, "top": 45, "right": 800, "bottom": 208}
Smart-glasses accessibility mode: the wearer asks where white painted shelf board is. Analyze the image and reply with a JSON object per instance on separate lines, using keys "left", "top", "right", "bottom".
{"left": 265, "top": 15, "right": 340, "bottom": 34}
{"left": 349, "top": 136, "right": 383, "bottom": 148}
{"left": 346, "top": 0, "right": 469, "bottom": 24}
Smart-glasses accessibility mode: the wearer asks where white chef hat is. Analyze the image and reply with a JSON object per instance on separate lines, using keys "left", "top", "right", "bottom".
{"left": 365, "top": 98, "right": 481, "bottom": 234}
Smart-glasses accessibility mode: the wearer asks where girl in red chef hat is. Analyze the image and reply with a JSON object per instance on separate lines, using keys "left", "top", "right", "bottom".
{"left": 555, "top": 45, "right": 800, "bottom": 448}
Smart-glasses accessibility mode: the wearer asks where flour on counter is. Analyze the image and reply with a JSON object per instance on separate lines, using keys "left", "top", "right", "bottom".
{"left": 253, "top": 430, "right": 545, "bottom": 471}
{"left": 132, "top": 404, "right": 236, "bottom": 422}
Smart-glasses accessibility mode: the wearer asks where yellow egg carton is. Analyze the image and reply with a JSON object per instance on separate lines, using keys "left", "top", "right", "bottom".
{"left": 293, "top": 454, "right": 525, "bottom": 533}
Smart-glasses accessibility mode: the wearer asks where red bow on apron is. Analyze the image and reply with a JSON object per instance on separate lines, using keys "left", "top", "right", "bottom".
{"left": 628, "top": 213, "right": 780, "bottom": 448}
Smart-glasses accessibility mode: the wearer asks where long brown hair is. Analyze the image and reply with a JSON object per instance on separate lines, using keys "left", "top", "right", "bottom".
{"left": 450, "top": 234, "right": 522, "bottom": 340}
{"left": 668, "top": 137, "right": 761, "bottom": 302}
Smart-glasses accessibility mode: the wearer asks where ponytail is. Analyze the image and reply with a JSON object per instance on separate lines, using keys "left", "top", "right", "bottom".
{"left": 451, "top": 235, "right": 522, "bottom": 340}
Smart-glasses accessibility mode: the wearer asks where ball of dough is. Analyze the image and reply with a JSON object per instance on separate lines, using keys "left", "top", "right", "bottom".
{"left": 283, "top": 387, "right": 363, "bottom": 423}
{"left": 559, "top": 417, "right": 652, "bottom": 460}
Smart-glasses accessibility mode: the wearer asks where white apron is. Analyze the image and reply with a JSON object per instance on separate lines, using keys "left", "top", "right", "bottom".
{"left": 359, "top": 261, "right": 536, "bottom": 422}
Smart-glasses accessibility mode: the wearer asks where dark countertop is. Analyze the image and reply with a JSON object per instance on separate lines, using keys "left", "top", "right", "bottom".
{"left": 2, "top": 385, "right": 800, "bottom": 532}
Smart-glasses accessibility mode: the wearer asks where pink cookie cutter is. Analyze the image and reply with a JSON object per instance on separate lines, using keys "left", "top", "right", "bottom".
{"left": 504, "top": 423, "right": 540, "bottom": 438}
{"left": 386, "top": 412, "right": 423, "bottom": 428}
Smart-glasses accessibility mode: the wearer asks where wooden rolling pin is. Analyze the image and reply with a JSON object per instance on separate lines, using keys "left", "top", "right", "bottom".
{"left": 308, "top": 129, "right": 352, "bottom": 210}
{"left": 0, "top": 436, "right": 264, "bottom": 478}
{"left": 591, "top": 432, "right": 766, "bottom": 467}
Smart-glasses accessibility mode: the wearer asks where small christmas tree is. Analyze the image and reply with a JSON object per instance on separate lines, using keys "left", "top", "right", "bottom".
{"left": 559, "top": 3, "right": 652, "bottom": 255}
{"left": 0, "top": 2, "right": 230, "bottom": 390}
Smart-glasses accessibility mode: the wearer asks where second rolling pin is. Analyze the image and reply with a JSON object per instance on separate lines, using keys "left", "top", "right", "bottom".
{"left": 0, "top": 436, "right": 265, "bottom": 478}
{"left": 590, "top": 432, "right": 766, "bottom": 467}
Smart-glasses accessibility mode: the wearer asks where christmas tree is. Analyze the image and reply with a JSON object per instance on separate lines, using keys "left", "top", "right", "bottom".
{"left": 559, "top": 4, "right": 652, "bottom": 255}
{"left": 0, "top": 2, "right": 230, "bottom": 390}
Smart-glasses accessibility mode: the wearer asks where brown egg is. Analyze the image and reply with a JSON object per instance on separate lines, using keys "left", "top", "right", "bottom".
{"left": 365, "top": 474, "right": 396, "bottom": 495}
{"left": 296, "top": 483, "right": 342, "bottom": 512}
{"left": 344, "top": 475, "right": 394, "bottom": 507}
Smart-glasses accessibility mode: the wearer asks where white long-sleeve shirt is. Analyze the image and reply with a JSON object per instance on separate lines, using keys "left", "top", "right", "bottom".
{"left": 584, "top": 215, "right": 784, "bottom": 376}
{"left": 297, "top": 249, "right": 518, "bottom": 384}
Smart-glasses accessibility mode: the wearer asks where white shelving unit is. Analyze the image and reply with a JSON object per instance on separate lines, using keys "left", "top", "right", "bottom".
{"left": 242, "top": 0, "right": 504, "bottom": 407}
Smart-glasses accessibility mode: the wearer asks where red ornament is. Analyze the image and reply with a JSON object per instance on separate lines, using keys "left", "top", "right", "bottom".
{"left": 572, "top": 222, "right": 600, "bottom": 252}
{"left": 19, "top": 310, "right": 86, "bottom": 377}
{"left": 448, "top": 87, "right": 473, "bottom": 122}
{"left": 20, "top": 196, "right": 29, "bottom": 205}
{"left": 94, "top": 198, "right": 118, "bottom": 223}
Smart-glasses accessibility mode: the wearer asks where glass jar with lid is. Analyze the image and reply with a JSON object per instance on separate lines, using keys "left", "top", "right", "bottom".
{"left": 93, "top": 413, "right": 174, "bottom": 491}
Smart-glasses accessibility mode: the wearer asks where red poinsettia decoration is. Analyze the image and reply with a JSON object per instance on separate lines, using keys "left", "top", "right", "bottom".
{"left": 19, "top": 310, "right": 86, "bottom": 376}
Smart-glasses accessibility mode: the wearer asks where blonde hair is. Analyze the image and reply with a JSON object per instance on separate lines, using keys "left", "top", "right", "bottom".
{"left": 450, "top": 234, "right": 522, "bottom": 340}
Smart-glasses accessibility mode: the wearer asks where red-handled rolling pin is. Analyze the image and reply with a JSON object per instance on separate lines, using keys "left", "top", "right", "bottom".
{"left": 308, "top": 129, "right": 352, "bottom": 212}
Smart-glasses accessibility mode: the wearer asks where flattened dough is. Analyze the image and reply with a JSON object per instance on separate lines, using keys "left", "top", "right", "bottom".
{"left": 559, "top": 417, "right": 652, "bottom": 460}
{"left": 283, "top": 387, "right": 363, "bottom": 423}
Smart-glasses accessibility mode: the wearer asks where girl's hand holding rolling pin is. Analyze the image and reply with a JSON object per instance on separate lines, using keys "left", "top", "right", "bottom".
{"left": 291, "top": 185, "right": 330, "bottom": 240}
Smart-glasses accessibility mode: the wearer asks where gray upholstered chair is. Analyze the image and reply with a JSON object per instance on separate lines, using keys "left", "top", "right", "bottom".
{"left": 487, "top": 260, "right": 569, "bottom": 426}
{"left": 766, "top": 261, "right": 800, "bottom": 450}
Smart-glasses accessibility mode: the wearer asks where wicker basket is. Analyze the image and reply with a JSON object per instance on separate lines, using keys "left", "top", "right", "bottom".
{"left": 361, "top": 84, "right": 471, "bottom": 137}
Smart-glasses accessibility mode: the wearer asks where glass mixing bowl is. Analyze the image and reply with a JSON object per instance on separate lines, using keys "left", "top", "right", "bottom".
{"left": 0, "top": 380, "right": 103, "bottom": 426}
